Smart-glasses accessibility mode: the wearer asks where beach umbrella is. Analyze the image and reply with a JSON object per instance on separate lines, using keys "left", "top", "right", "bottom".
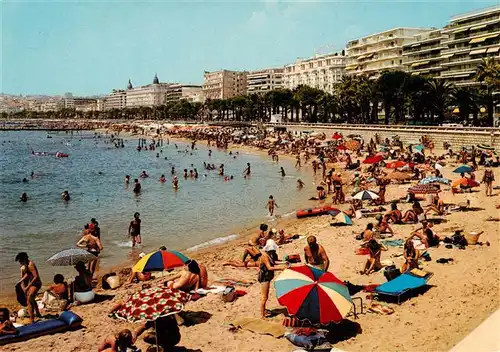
{"left": 386, "top": 160, "right": 407, "bottom": 169}
{"left": 110, "top": 286, "right": 190, "bottom": 323}
{"left": 332, "top": 133, "right": 342, "bottom": 140}
{"left": 477, "top": 144, "right": 495, "bottom": 151}
{"left": 453, "top": 165, "right": 473, "bottom": 174}
{"left": 452, "top": 178, "right": 480, "bottom": 188}
{"left": 345, "top": 140, "right": 361, "bottom": 151}
{"left": 332, "top": 212, "right": 353, "bottom": 226}
{"left": 47, "top": 248, "right": 97, "bottom": 266}
{"left": 363, "top": 155, "right": 383, "bottom": 164}
{"left": 353, "top": 190, "right": 379, "bottom": 200}
{"left": 414, "top": 145, "right": 425, "bottom": 152}
{"left": 408, "top": 184, "right": 440, "bottom": 194}
{"left": 420, "top": 177, "right": 450, "bottom": 185}
{"left": 133, "top": 249, "right": 190, "bottom": 273}
{"left": 274, "top": 265, "right": 352, "bottom": 324}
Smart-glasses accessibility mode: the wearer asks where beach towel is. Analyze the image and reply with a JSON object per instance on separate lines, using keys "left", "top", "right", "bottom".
{"left": 230, "top": 317, "right": 286, "bottom": 338}
{"left": 368, "top": 303, "right": 395, "bottom": 315}
{"left": 214, "top": 279, "right": 254, "bottom": 287}
{"left": 192, "top": 286, "right": 226, "bottom": 295}
{"left": 382, "top": 239, "right": 404, "bottom": 247}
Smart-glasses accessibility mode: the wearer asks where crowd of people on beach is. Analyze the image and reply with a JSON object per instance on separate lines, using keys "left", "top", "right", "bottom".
{"left": 2, "top": 123, "right": 499, "bottom": 351}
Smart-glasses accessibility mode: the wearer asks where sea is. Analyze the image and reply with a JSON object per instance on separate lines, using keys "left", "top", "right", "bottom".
{"left": 0, "top": 130, "right": 315, "bottom": 296}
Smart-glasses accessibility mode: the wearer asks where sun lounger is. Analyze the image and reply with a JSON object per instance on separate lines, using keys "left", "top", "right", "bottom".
{"left": 375, "top": 269, "right": 433, "bottom": 304}
{"left": 0, "top": 311, "right": 83, "bottom": 346}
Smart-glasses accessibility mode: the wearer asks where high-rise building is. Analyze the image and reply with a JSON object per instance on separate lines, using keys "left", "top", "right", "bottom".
{"left": 202, "top": 70, "right": 248, "bottom": 100}
{"left": 346, "top": 28, "right": 433, "bottom": 78}
{"left": 105, "top": 90, "right": 127, "bottom": 110}
{"left": 166, "top": 84, "right": 204, "bottom": 103}
{"left": 247, "top": 68, "right": 284, "bottom": 95}
{"left": 439, "top": 5, "right": 500, "bottom": 86}
{"left": 283, "top": 52, "right": 346, "bottom": 94}
{"left": 403, "top": 29, "right": 449, "bottom": 78}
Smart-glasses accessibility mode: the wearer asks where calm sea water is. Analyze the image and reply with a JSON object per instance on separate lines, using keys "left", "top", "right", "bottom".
{"left": 0, "top": 130, "right": 314, "bottom": 295}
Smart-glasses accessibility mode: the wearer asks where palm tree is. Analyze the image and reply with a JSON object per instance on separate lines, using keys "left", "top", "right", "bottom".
{"left": 426, "top": 79, "right": 452, "bottom": 124}
{"left": 406, "top": 75, "right": 430, "bottom": 124}
{"left": 450, "top": 86, "right": 478, "bottom": 125}
{"left": 475, "top": 58, "right": 500, "bottom": 126}
{"left": 336, "top": 76, "right": 358, "bottom": 123}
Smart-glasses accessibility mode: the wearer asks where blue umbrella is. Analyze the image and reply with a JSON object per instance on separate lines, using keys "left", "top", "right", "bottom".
{"left": 453, "top": 165, "right": 473, "bottom": 174}
{"left": 414, "top": 145, "right": 425, "bottom": 152}
{"left": 419, "top": 177, "right": 450, "bottom": 185}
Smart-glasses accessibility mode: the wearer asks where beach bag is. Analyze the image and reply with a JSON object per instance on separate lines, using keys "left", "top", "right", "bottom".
{"left": 222, "top": 286, "right": 236, "bottom": 303}
{"left": 285, "top": 331, "right": 329, "bottom": 350}
{"left": 285, "top": 254, "right": 301, "bottom": 263}
{"left": 384, "top": 265, "right": 401, "bottom": 282}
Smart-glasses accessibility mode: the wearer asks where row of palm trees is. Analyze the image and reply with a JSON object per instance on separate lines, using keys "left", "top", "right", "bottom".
{"left": 5, "top": 59, "right": 499, "bottom": 126}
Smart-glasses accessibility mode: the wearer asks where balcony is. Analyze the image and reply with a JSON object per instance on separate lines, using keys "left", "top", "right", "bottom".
{"left": 443, "top": 11, "right": 500, "bottom": 33}
{"left": 403, "top": 44, "right": 447, "bottom": 56}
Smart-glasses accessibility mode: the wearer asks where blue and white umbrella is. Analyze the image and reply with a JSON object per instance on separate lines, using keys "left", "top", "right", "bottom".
{"left": 353, "top": 190, "right": 379, "bottom": 201}
{"left": 419, "top": 177, "right": 450, "bottom": 185}
{"left": 47, "top": 248, "right": 97, "bottom": 266}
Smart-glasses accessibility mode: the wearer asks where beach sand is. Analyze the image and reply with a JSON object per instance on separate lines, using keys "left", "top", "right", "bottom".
{"left": 2, "top": 139, "right": 499, "bottom": 352}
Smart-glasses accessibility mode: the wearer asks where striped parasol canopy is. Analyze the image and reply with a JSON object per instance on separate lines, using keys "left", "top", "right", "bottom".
{"left": 332, "top": 212, "right": 353, "bottom": 225}
{"left": 47, "top": 248, "right": 97, "bottom": 266}
{"left": 408, "top": 184, "right": 440, "bottom": 194}
{"left": 353, "top": 190, "right": 379, "bottom": 200}
{"left": 274, "top": 265, "right": 352, "bottom": 324}
{"left": 110, "top": 286, "right": 190, "bottom": 322}
{"left": 133, "top": 249, "right": 190, "bottom": 273}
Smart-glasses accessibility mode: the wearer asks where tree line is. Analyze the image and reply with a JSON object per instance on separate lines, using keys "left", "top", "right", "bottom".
{"left": 4, "top": 58, "right": 499, "bottom": 126}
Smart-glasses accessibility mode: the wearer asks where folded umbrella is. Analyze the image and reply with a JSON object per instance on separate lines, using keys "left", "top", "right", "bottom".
{"left": 47, "top": 248, "right": 98, "bottom": 266}
{"left": 133, "top": 249, "right": 190, "bottom": 273}
{"left": 274, "top": 265, "right": 352, "bottom": 324}
{"left": 453, "top": 165, "right": 473, "bottom": 174}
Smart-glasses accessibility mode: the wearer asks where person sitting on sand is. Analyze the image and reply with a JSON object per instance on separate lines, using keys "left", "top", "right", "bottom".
{"left": 0, "top": 308, "right": 16, "bottom": 336}
{"left": 127, "top": 253, "right": 152, "bottom": 284}
{"left": 134, "top": 315, "right": 180, "bottom": 351}
{"left": 386, "top": 203, "right": 403, "bottom": 224}
{"left": 223, "top": 246, "right": 262, "bottom": 268}
{"left": 276, "top": 229, "right": 294, "bottom": 245}
{"left": 362, "top": 223, "right": 375, "bottom": 241}
{"left": 98, "top": 329, "right": 136, "bottom": 352}
{"left": 304, "top": 236, "right": 329, "bottom": 271}
{"left": 412, "top": 221, "right": 440, "bottom": 248}
{"left": 402, "top": 201, "right": 424, "bottom": 223}
{"left": 401, "top": 239, "right": 420, "bottom": 273}
{"left": 72, "top": 261, "right": 95, "bottom": 304}
{"left": 360, "top": 239, "right": 387, "bottom": 275}
{"left": 42, "top": 274, "right": 69, "bottom": 311}
{"left": 249, "top": 224, "right": 269, "bottom": 247}
{"left": 375, "top": 214, "right": 394, "bottom": 236}
{"left": 165, "top": 260, "right": 201, "bottom": 292}
{"left": 424, "top": 193, "right": 446, "bottom": 216}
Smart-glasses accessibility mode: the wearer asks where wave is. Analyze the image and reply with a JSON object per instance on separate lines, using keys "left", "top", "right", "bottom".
{"left": 186, "top": 234, "right": 238, "bottom": 252}
{"left": 113, "top": 240, "right": 134, "bottom": 248}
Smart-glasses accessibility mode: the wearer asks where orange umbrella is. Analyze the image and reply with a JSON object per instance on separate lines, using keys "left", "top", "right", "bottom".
{"left": 452, "top": 178, "right": 480, "bottom": 188}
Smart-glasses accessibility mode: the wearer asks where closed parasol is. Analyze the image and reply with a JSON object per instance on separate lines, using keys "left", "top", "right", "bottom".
{"left": 408, "top": 184, "right": 440, "bottom": 194}
{"left": 275, "top": 265, "right": 352, "bottom": 324}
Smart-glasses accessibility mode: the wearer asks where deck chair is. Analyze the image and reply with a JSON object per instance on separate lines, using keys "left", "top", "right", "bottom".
{"left": 375, "top": 269, "right": 433, "bottom": 304}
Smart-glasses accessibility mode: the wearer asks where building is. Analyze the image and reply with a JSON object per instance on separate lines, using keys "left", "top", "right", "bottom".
{"left": 166, "top": 84, "right": 204, "bottom": 103}
{"left": 346, "top": 28, "right": 433, "bottom": 77}
{"left": 202, "top": 70, "right": 248, "bottom": 100}
{"left": 247, "top": 68, "right": 284, "bottom": 95}
{"left": 283, "top": 52, "right": 346, "bottom": 94}
{"left": 74, "top": 97, "right": 98, "bottom": 112}
{"left": 105, "top": 90, "right": 127, "bottom": 110}
{"left": 439, "top": 5, "right": 500, "bottom": 86}
{"left": 63, "top": 93, "right": 74, "bottom": 109}
{"left": 403, "top": 29, "right": 449, "bottom": 78}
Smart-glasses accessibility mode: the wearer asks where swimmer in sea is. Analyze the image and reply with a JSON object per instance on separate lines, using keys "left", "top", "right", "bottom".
{"left": 183, "top": 169, "right": 188, "bottom": 179}
{"left": 124, "top": 175, "right": 130, "bottom": 185}
{"left": 189, "top": 170, "right": 194, "bottom": 178}
{"left": 20, "top": 192, "right": 28, "bottom": 202}
{"left": 159, "top": 175, "right": 166, "bottom": 183}
{"left": 219, "top": 164, "right": 224, "bottom": 176}
{"left": 133, "top": 179, "right": 141, "bottom": 194}
{"left": 172, "top": 176, "right": 179, "bottom": 190}
{"left": 22, "top": 178, "right": 28, "bottom": 183}
{"left": 297, "top": 179, "right": 305, "bottom": 189}
{"left": 208, "top": 150, "right": 212, "bottom": 157}
{"left": 243, "top": 163, "right": 251, "bottom": 178}
{"left": 30, "top": 172, "right": 34, "bottom": 178}
{"left": 266, "top": 195, "right": 278, "bottom": 216}
{"left": 280, "top": 167, "right": 286, "bottom": 177}
{"left": 171, "top": 166, "right": 175, "bottom": 175}
{"left": 128, "top": 212, "right": 142, "bottom": 247}
{"left": 61, "top": 190, "right": 71, "bottom": 201}
{"left": 140, "top": 170, "right": 149, "bottom": 178}
{"left": 194, "top": 168, "right": 199, "bottom": 178}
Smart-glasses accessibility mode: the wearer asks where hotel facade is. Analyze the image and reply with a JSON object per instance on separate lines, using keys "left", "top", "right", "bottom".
{"left": 202, "top": 70, "right": 248, "bottom": 100}
{"left": 283, "top": 52, "right": 346, "bottom": 94}
{"left": 247, "top": 68, "right": 284, "bottom": 95}
{"left": 402, "top": 29, "right": 449, "bottom": 78}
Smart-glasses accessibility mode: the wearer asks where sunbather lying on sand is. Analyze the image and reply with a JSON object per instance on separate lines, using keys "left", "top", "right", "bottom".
{"left": 223, "top": 247, "right": 262, "bottom": 268}
{"left": 166, "top": 260, "right": 208, "bottom": 291}
{"left": 0, "top": 308, "right": 17, "bottom": 336}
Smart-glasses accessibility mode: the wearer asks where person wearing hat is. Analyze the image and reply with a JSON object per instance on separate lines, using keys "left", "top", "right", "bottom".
{"left": 259, "top": 239, "right": 287, "bottom": 318}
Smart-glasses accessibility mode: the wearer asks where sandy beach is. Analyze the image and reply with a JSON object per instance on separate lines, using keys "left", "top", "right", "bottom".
{"left": 2, "top": 125, "right": 499, "bottom": 352}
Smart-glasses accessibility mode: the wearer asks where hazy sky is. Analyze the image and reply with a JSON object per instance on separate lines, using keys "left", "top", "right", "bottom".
{"left": 2, "top": 0, "right": 498, "bottom": 96}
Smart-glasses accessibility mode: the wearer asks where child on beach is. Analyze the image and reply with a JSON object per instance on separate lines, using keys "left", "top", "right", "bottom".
{"left": 266, "top": 195, "right": 278, "bottom": 216}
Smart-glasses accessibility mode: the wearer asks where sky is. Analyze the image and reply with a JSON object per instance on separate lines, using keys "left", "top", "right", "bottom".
{"left": 1, "top": 0, "right": 498, "bottom": 96}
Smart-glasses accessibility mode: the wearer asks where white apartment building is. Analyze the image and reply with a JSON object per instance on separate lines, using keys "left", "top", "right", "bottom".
{"left": 202, "top": 70, "right": 248, "bottom": 100}
{"left": 283, "top": 52, "right": 346, "bottom": 94}
{"left": 346, "top": 28, "right": 433, "bottom": 77}
{"left": 105, "top": 90, "right": 127, "bottom": 110}
{"left": 166, "top": 84, "right": 204, "bottom": 103}
{"left": 440, "top": 5, "right": 500, "bottom": 86}
{"left": 247, "top": 68, "right": 284, "bottom": 95}
{"left": 403, "top": 29, "right": 449, "bottom": 78}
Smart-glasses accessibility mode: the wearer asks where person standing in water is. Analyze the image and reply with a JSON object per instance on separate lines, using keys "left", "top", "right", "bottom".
{"left": 61, "top": 190, "right": 71, "bottom": 201}
{"left": 243, "top": 163, "right": 251, "bottom": 178}
{"left": 20, "top": 192, "right": 28, "bottom": 202}
{"left": 297, "top": 179, "right": 305, "bottom": 189}
{"left": 128, "top": 212, "right": 142, "bottom": 247}
{"left": 219, "top": 164, "right": 225, "bottom": 176}
{"left": 266, "top": 195, "right": 278, "bottom": 216}
{"left": 171, "top": 166, "right": 175, "bottom": 175}
{"left": 295, "top": 154, "right": 301, "bottom": 168}
{"left": 172, "top": 176, "right": 179, "bottom": 190}
{"left": 280, "top": 167, "right": 286, "bottom": 177}
{"left": 133, "top": 179, "right": 141, "bottom": 194}
{"left": 124, "top": 175, "right": 130, "bottom": 185}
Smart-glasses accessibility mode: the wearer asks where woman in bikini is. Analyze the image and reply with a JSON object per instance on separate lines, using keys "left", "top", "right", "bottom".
{"left": 360, "top": 239, "right": 387, "bottom": 275}
{"left": 401, "top": 239, "right": 420, "bottom": 273}
{"left": 259, "top": 240, "right": 287, "bottom": 318}
{"left": 15, "top": 252, "right": 42, "bottom": 323}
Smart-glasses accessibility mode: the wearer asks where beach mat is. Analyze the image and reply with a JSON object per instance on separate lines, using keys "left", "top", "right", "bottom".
{"left": 230, "top": 317, "right": 286, "bottom": 338}
{"left": 214, "top": 279, "right": 254, "bottom": 287}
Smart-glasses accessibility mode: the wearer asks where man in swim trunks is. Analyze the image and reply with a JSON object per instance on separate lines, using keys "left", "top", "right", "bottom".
{"left": 128, "top": 212, "right": 142, "bottom": 247}
{"left": 304, "top": 236, "right": 329, "bottom": 271}
{"left": 266, "top": 195, "right": 278, "bottom": 216}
